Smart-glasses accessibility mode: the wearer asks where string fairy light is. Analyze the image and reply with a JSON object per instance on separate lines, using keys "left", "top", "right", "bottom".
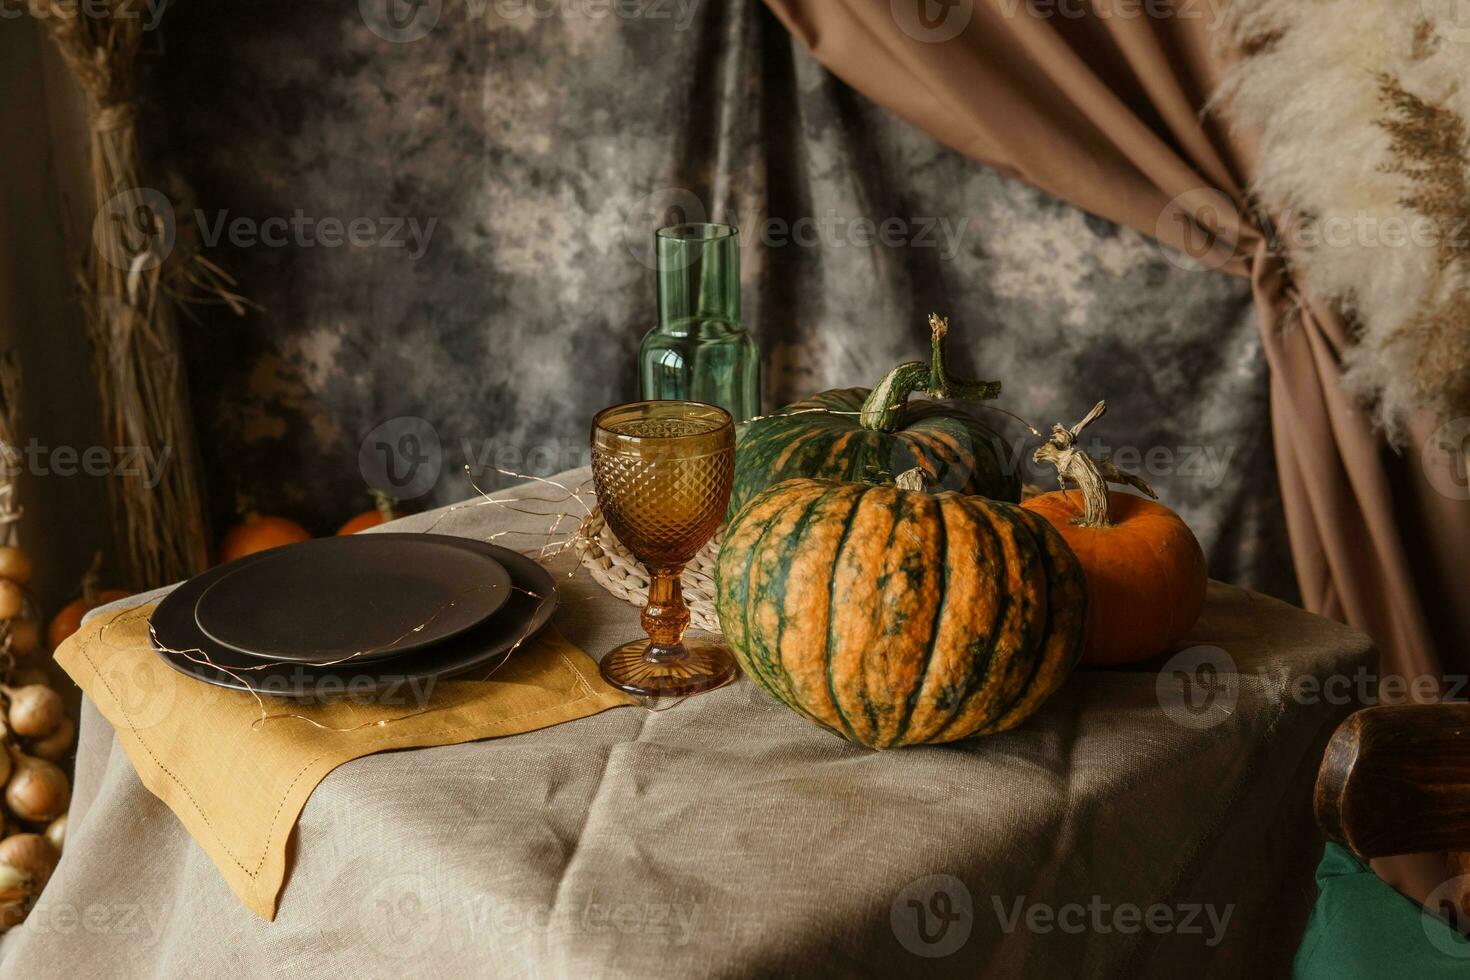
{"left": 93, "top": 464, "right": 670, "bottom": 732}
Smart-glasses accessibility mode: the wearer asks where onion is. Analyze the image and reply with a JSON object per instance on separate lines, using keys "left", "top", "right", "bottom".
{"left": 5, "top": 620, "right": 38, "bottom": 657}
{"left": 0, "top": 582, "right": 21, "bottom": 621}
{"left": 44, "top": 816, "right": 65, "bottom": 854}
{"left": 0, "top": 835, "right": 57, "bottom": 891}
{"left": 29, "top": 716, "right": 74, "bottom": 762}
{"left": 0, "top": 864, "right": 31, "bottom": 931}
{"left": 0, "top": 548, "right": 31, "bottom": 587}
{"left": 5, "top": 748, "right": 69, "bottom": 823}
{"left": 2, "top": 684, "right": 63, "bottom": 738}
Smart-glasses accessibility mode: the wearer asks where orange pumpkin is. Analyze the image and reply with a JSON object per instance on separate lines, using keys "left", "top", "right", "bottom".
{"left": 336, "top": 492, "right": 400, "bottom": 536}
{"left": 1022, "top": 402, "right": 1207, "bottom": 666}
{"left": 47, "top": 590, "right": 132, "bottom": 652}
{"left": 218, "top": 514, "right": 311, "bottom": 563}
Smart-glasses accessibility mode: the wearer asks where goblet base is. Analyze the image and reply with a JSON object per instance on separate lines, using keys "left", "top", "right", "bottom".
{"left": 598, "top": 637, "right": 737, "bottom": 697}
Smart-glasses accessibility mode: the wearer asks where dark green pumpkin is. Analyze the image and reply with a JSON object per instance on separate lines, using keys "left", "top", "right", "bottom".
{"left": 715, "top": 477, "right": 1088, "bottom": 748}
{"left": 730, "top": 315, "right": 1019, "bottom": 518}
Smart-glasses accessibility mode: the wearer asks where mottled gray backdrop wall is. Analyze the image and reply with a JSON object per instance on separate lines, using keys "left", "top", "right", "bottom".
{"left": 143, "top": 0, "right": 1296, "bottom": 600}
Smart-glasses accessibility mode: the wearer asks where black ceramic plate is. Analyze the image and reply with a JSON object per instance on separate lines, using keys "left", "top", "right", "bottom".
{"left": 193, "top": 535, "right": 512, "bottom": 664}
{"left": 150, "top": 535, "right": 558, "bottom": 699}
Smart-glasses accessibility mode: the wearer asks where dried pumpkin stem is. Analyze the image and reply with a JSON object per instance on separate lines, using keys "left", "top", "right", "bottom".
{"left": 1032, "top": 401, "right": 1157, "bottom": 528}
{"left": 80, "top": 551, "right": 103, "bottom": 608}
{"left": 859, "top": 314, "right": 1002, "bottom": 433}
{"left": 371, "top": 490, "right": 397, "bottom": 522}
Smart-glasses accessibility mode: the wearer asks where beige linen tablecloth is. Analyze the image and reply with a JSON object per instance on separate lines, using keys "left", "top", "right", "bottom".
{"left": 0, "top": 469, "right": 1374, "bottom": 978}
{"left": 53, "top": 608, "right": 633, "bottom": 920}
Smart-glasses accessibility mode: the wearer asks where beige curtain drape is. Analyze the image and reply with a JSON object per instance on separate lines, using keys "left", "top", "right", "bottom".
{"left": 763, "top": 0, "right": 1469, "bottom": 690}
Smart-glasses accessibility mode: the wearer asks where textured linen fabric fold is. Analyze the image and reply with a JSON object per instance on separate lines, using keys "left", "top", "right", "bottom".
{"left": 49, "top": 604, "right": 633, "bottom": 919}
{"left": 759, "top": 0, "right": 1461, "bottom": 711}
{"left": 0, "top": 471, "right": 1374, "bottom": 978}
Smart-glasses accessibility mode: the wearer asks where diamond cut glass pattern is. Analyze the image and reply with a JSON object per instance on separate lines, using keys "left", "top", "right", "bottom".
{"left": 590, "top": 401, "right": 737, "bottom": 697}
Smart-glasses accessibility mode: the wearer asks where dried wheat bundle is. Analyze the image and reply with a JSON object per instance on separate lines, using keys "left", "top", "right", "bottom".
{"left": 11, "top": 0, "right": 248, "bottom": 586}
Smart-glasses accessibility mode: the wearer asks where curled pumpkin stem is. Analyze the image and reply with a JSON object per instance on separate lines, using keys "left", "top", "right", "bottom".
{"left": 858, "top": 314, "right": 1002, "bottom": 433}
{"left": 1032, "top": 401, "right": 1156, "bottom": 528}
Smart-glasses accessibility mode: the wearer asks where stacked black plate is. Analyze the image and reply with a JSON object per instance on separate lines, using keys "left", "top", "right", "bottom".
{"left": 149, "top": 533, "right": 558, "bottom": 698}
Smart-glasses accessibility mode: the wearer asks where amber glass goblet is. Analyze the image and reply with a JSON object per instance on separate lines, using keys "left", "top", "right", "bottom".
{"left": 591, "top": 400, "right": 737, "bottom": 697}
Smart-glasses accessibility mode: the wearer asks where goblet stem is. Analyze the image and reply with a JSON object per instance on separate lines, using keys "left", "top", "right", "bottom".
{"left": 641, "top": 565, "right": 690, "bottom": 657}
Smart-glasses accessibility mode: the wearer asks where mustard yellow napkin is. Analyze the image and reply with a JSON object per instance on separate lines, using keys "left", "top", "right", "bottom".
{"left": 55, "top": 604, "right": 634, "bottom": 920}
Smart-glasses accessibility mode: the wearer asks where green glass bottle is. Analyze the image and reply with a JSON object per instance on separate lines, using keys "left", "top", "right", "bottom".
{"left": 639, "top": 223, "right": 760, "bottom": 421}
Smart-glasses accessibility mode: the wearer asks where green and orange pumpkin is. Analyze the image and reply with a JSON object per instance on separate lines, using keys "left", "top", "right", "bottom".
{"left": 714, "top": 475, "right": 1088, "bottom": 749}
{"left": 729, "top": 315, "right": 1020, "bottom": 518}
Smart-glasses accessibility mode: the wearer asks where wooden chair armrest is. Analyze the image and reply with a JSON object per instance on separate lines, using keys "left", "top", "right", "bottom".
{"left": 1316, "top": 703, "right": 1470, "bottom": 859}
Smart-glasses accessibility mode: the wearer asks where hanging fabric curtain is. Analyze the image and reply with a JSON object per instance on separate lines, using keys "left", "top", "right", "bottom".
{"left": 761, "top": 0, "right": 1470, "bottom": 693}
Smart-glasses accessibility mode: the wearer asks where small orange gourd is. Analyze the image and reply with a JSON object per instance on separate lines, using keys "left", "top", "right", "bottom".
{"left": 46, "top": 556, "right": 130, "bottom": 651}
{"left": 1021, "top": 402, "right": 1207, "bottom": 667}
{"left": 336, "top": 491, "right": 400, "bottom": 535}
{"left": 218, "top": 513, "right": 311, "bottom": 563}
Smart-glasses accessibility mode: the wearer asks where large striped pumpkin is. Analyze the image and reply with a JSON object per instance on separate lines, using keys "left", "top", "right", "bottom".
{"left": 715, "top": 478, "right": 1088, "bottom": 748}
{"left": 729, "top": 315, "right": 1020, "bottom": 518}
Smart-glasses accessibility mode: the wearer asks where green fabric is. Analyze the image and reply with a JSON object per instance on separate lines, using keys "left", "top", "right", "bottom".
{"left": 1295, "top": 844, "right": 1470, "bottom": 978}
